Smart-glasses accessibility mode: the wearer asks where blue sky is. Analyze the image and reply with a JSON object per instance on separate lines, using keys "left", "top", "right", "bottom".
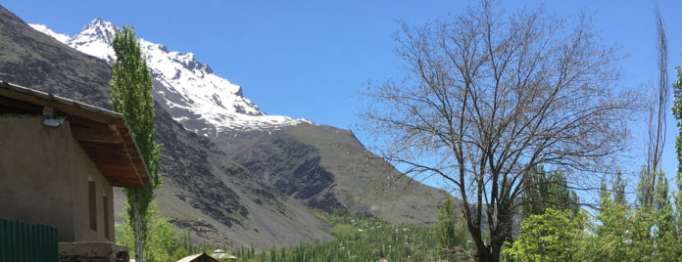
{"left": 4, "top": 0, "right": 682, "bottom": 200}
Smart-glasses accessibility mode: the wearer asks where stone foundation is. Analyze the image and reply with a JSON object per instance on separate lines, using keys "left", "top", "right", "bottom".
{"left": 59, "top": 242, "right": 128, "bottom": 262}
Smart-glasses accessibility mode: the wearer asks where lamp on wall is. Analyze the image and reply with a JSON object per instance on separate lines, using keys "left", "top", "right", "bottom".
{"left": 42, "top": 106, "right": 64, "bottom": 127}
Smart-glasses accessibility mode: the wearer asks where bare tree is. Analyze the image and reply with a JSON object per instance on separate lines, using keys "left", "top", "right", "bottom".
{"left": 362, "top": 1, "right": 635, "bottom": 261}
{"left": 642, "top": 8, "right": 669, "bottom": 207}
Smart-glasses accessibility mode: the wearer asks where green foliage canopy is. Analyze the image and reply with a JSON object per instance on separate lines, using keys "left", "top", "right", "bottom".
{"left": 522, "top": 167, "right": 579, "bottom": 217}
{"left": 503, "top": 209, "right": 589, "bottom": 262}
{"left": 116, "top": 204, "right": 188, "bottom": 262}
{"left": 436, "top": 198, "right": 468, "bottom": 261}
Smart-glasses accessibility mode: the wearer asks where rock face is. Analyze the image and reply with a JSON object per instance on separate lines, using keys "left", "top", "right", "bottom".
{"left": 2, "top": 6, "right": 449, "bottom": 249}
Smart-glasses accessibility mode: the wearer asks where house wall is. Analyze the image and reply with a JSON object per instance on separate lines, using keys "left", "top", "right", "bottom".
{"left": 0, "top": 115, "right": 115, "bottom": 242}
{"left": 71, "top": 151, "right": 115, "bottom": 242}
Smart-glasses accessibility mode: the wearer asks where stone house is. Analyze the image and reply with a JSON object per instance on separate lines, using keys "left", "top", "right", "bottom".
{"left": 0, "top": 81, "right": 148, "bottom": 261}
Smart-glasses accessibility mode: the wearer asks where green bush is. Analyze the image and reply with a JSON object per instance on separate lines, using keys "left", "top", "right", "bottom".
{"left": 503, "top": 209, "right": 589, "bottom": 262}
{"left": 116, "top": 204, "right": 188, "bottom": 262}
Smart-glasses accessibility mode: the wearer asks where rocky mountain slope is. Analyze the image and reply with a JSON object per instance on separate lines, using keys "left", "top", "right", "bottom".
{"left": 1, "top": 6, "right": 449, "bottom": 249}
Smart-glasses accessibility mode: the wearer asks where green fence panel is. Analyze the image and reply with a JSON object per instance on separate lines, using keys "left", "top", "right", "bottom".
{"left": 0, "top": 218, "right": 58, "bottom": 262}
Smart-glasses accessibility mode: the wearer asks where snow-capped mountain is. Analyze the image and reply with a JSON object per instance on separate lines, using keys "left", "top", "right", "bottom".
{"left": 31, "top": 18, "right": 306, "bottom": 135}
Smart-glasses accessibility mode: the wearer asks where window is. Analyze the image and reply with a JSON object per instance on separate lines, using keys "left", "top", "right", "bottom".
{"left": 88, "top": 181, "right": 97, "bottom": 231}
{"left": 103, "top": 195, "right": 109, "bottom": 239}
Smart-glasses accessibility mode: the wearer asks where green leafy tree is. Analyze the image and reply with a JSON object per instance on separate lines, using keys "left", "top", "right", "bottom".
{"left": 673, "top": 66, "right": 682, "bottom": 235}
{"left": 627, "top": 207, "right": 680, "bottom": 261}
{"left": 672, "top": 64, "right": 682, "bottom": 259}
{"left": 653, "top": 176, "right": 669, "bottom": 211}
{"left": 676, "top": 191, "right": 682, "bottom": 260}
{"left": 522, "top": 167, "right": 579, "bottom": 217}
{"left": 637, "top": 168, "right": 668, "bottom": 210}
{"left": 599, "top": 180, "right": 610, "bottom": 207}
{"left": 110, "top": 26, "right": 162, "bottom": 262}
{"left": 594, "top": 182, "right": 631, "bottom": 261}
{"left": 597, "top": 174, "right": 681, "bottom": 261}
{"left": 436, "top": 198, "right": 468, "bottom": 260}
{"left": 236, "top": 213, "right": 448, "bottom": 262}
{"left": 637, "top": 167, "right": 654, "bottom": 208}
{"left": 503, "top": 209, "right": 589, "bottom": 262}
{"left": 116, "top": 204, "right": 188, "bottom": 261}
{"left": 653, "top": 205, "right": 679, "bottom": 260}
{"left": 613, "top": 171, "right": 627, "bottom": 206}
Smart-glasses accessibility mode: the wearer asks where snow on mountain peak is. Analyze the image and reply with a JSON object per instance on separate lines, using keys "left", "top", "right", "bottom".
{"left": 29, "top": 20, "right": 307, "bottom": 135}
{"left": 65, "top": 18, "right": 118, "bottom": 62}
{"left": 30, "top": 24, "right": 71, "bottom": 42}
{"left": 81, "top": 18, "right": 116, "bottom": 42}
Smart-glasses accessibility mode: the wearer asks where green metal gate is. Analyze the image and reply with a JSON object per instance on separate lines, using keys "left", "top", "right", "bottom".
{"left": 0, "top": 218, "right": 58, "bottom": 262}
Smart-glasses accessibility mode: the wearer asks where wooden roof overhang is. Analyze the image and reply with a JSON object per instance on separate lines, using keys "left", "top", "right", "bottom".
{"left": 0, "top": 81, "right": 148, "bottom": 187}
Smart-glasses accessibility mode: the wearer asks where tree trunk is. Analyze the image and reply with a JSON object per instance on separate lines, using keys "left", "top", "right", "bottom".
{"left": 470, "top": 231, "right": 494, "bottom": 262}
{"left": 489, "top": 242, "right": 503, "bottom": 262}
{"left": 475, "top": 248, "right": 498, "bottom": 262}
{"left": 133, "top": 209, "right": 145, "bottom": 262}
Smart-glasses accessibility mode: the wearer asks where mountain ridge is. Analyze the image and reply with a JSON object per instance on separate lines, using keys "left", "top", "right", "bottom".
{"left": 2, "top": 10, "right": 451, "bottom": 249}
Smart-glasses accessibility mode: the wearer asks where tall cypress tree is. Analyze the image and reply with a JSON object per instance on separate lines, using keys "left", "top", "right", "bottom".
{"left": 436, "top": 198, "right": 466, "bottom": 260}
{"left": 522, "top": 166, "right": 579, "bottom": 217}
{"left": 599, "top": 180, "right": 610, "bottom": 205}
{"left": 637, "top": 166, "right": 654, "bottom": 208}
{"left": 654, "top": 175, "right": 669, "bottom": 211}
{"left": 613, "top": 171, "right": 627, "bottom": 207}
{"left": 110, "top": 26, "right": 161, "bottom": 262}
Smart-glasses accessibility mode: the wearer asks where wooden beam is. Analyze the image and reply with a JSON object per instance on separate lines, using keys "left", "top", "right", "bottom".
{"left": 99, "top": 168, "right": 144, "bottom": 187}
{"left": 88, "top": 157, "right": 131, "bottom": 167}
{"left": 98, "top": 166, "right": 137, "bottom": 174}
{"left": 110, "top": 179, "right": 143, "bottom": 187}
{"left": 68, "top": 115, "right": 113, "bottom": 129}
{"left": 71, "top": 125, "right": 122, "bottom": 144}
{"left": 110, "top": 126, "right": 145, "bottom": 185}
{"left": 79, "top": 148, "right": 131, "bottom": 160}
{"left": 115, "top": 126, "right": 150, "bottom": 182}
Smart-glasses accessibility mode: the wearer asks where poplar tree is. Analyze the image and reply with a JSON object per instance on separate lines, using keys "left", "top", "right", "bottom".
{"left": 613, "top": 171, "right": 627, "bottom": 207}
{"left": 637, "top": 167, "right": 654, "bottom": 208}
{"left": 436, "top": 198, "right": 467, "bottom": 260}
{"left": 653, "top": 176, "right": 669, "bottom": 211}
{"left": 522, "top": 167, "right": 579, "bottom": 217}
{"left": 110, "top": 26, "right": 161, "bottom": 262}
